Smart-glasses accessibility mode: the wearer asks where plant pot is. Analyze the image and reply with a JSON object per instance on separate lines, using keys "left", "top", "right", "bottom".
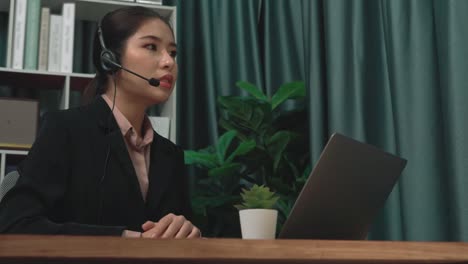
{"left": 239, "top": 209, "right": 278, "bottom": 239}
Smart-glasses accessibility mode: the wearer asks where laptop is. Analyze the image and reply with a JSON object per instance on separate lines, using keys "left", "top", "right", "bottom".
{"left": 278, "top": 133, "right": 407, "bottom": 240}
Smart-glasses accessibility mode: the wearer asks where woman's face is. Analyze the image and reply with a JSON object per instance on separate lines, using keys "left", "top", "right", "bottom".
{"left": 117, "top": 18, "right": 177, "bottom": 106}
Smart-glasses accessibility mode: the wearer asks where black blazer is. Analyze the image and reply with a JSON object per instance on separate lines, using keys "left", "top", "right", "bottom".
{"left": 0, "top": 97, "right": 191, "bottom": 235}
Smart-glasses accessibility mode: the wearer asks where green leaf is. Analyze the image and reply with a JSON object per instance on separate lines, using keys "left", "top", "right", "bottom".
{"left": 234, "top": 184, "right": 279, "bottom": 210}
{"left": 218, "top": 96, "right": 253, "bottom": 122}
{"left": 276, "top": 197, "right": 295, "bottom": 218}
{"left": 236, "top": 81, "right": 268, "bottom": 101}
{"left": 266, "top": 131, "right": 294, "bottom": 172}
{"left": 271, "top": 81, "right": 305, "bottom": 110}
{"left": 270, "top": 178, "right": 291, "bottom": 195}
{"left": 218, "top": 97, "right": 274, "bottom": 136}
{"left": 296, "top": 163, "right": 312, "bottom": 186}
{"left": 218, "top": 118, "right": 237, "bottom": 132}
{"left": 249, "top": 107, "right": 265, "bottom": 130}
{"left": 249, "top": 101, "right": 273, "bottom": 130}
{"left": 192, "top": 195, "right": 239, "bottom": 215}
{"left": 184, "top": 150, "right": 218, "bottom": 168}
{"left": 226, "top": 140, "right": 256, "bottom": 163}
{"left": 208, "top": 162, "right": 242, "bottom": 179}
{"left": 198, "top": 145, "right": 216, "bottom": 154}
{"left": 219, "top": 119, "right": 250, "bottom": 142}
{"left": 216, "top": 130, "right": 237, "bottom": 163}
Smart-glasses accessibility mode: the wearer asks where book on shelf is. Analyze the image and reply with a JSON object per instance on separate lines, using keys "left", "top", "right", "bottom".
{"left": 47, "top": 14, "right": 62, "bottom": 72}
{"left": 73, "top": 20, "right": 97, "bottom": 74}
{"left": 5, "top": 0, "right": 15, "bottom": 68}
{"left": 24, "top": 0, "right": 42, "bottom": 70}
{"left": 83, "top": 20, "right": 98, "bottom": 74}
{"left": 73, "top": 19, "right": 83, "bottom": 73}
{"left": 12, "top": 0, "right": 27, "bottom": 69}
{"left": 24, "top": 0, "right": 41, "bottom": 70}
{"left": 38, "top": 7, "right": 50, "bottom": 71}
{"left": 0, "top": 13, "right": 8, "bottom": 67}
{"left": 60, "top": 3, "right": 75, "bottom": 73}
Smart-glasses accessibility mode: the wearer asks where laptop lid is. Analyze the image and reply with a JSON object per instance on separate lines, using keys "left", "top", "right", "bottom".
{"left": 279, "top": 133, "right": 407, "bottom": 240}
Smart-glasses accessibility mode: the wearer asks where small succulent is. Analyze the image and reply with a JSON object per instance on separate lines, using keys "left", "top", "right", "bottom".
{"left": 234, "top": 184, "right": 279, "bottom": 210}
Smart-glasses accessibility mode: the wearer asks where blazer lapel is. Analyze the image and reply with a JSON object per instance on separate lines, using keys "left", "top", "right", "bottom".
{"left": 107, "top": 130, "right": 146, "bottom": 202}
{"left": 145, "top": 132, "right": 172, "bottom": 216}
{"left": 88, "top": 97, "right": 171, "bottom": 220}
{"left": 91, "top": 97, "right": 146, "bottom": 207}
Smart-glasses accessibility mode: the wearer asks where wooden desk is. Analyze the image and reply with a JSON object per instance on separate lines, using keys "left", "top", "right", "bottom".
{"left": 1, "top": 235, "right": 468, "bottom": 264}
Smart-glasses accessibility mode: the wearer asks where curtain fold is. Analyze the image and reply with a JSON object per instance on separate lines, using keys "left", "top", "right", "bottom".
{"left": 175, "top": 0, "right": 468, "bottom": 241}
{"left": 176, "top": 0, "right": 263, "bottom": 148}
{"left": 432, "top": 0, "right": 468, "bottom": 241}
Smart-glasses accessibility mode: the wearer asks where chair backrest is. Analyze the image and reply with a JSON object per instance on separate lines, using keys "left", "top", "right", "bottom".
{"left": 0, "top": 171, "right": 19, "bottom": 203}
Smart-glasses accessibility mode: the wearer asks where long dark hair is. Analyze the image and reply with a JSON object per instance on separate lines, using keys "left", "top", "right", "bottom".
{"left": 82, "top": 6, "right": 173, "bottom": 104}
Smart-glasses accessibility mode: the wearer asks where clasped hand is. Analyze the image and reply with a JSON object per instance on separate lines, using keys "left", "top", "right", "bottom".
{"left": 141, "top": 213, "right": 201, "bottom": 239}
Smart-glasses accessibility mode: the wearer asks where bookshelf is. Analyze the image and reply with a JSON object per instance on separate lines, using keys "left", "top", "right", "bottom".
{"left": 0, "top": 0, "right": 177, "bottom": 182}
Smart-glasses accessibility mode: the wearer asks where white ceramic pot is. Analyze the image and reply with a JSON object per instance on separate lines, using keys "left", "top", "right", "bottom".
{"left": 239, "top": 209, "right": 278, "bottom": 239}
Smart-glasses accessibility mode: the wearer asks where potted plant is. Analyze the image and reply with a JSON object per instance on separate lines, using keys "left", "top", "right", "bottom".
{"left": 185, "top": 130, "right": 256, "bottom": 237}
{"left": 185, "top": 81, "right": 310, "bottom": 237}
{"left": 235, "top": 184, "right": 279, "bottom": 239}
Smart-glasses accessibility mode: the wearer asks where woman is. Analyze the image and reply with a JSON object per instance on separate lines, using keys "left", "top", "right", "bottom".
{"left": 0, "top": 6, "right": 200, "bottom": 239}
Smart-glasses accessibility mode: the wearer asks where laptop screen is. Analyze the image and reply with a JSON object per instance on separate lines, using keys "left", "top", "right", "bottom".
{"left": 279, "top": 133, "right": 407, "bottom": 240}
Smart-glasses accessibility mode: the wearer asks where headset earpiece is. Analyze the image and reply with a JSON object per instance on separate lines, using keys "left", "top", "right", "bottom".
{"left": 100, "top": 49, "right": 119, "bottom": 72}
{"left": 97, "top": 21, "right": 120, "bottom": 73}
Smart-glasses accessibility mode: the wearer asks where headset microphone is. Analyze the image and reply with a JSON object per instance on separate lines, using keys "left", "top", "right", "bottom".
{"left": 100, "top": 56, "right": 160, "bottom": 87}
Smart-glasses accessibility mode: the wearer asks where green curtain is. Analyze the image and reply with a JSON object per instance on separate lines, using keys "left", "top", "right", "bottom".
{"left": 175, "top": 0, "right": 467, "bottom": 241}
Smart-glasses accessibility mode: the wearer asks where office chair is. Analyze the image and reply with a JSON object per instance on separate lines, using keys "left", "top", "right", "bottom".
{"left": 0, "top": 170, "right": 19, "bottom": 202}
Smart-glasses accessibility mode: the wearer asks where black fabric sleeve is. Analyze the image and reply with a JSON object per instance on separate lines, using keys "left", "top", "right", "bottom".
{"left": 0, "top": 112, "right": 125, "bottom": 236}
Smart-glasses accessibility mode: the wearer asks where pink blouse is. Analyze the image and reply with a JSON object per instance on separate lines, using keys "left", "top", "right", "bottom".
{"left": 102, "top": 95, "right": 153, "bottom": 201}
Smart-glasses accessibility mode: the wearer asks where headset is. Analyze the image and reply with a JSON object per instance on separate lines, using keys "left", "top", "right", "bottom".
{"left": 97, "top": 21, "right": 121, "bottom": 73}
{"left": 96, "top": 21, "right": 160, "bottom": 85}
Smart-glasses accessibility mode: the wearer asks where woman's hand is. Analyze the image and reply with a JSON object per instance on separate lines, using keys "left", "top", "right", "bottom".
{"left": 141, "top": 214, "right": 201, "bottom": 239}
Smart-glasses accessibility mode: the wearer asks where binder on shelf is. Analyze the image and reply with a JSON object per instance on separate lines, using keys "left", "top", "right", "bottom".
{"left": 38, "top": 7, "right": 50, "bottom": 71}
{"left": 12, "top": 0, "right": 27, "bottom": 69}
{"left": 73, "top": 19, "right": 84, "bottom": 73}
{"left": 0, "top": 13, "right": 8, "bottom": 67}
{"left": 60, "top": 3, "right": 75, "bottom": 73}
{"left": 82, "top": 21, "right": 98, "bottom": 74}
{"left": 47, "top": 14, "right": 62, "bottom": 72}
{"left": 5, "top": 0, "right": 16, "bottom": 68}
{"left": 24, "top": 0, "right": 42, "bottom": 70}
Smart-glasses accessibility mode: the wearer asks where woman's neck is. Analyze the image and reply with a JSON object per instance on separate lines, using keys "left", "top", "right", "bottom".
{"left": 104, "top": 89, "right": 147, "bottom": 137}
